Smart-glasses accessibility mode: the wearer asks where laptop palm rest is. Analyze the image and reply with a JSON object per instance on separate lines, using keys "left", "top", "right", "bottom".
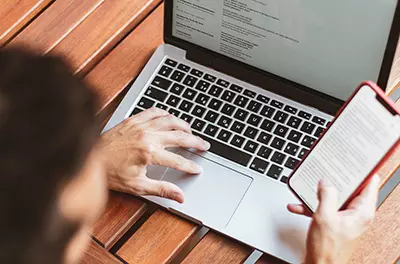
{"left": 148, "top": 149, "right": 253, "bottom": 229}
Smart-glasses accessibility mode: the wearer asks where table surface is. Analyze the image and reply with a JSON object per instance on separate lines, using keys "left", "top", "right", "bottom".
{"left": 2, "top": 1, "right": 399, "bottom": 263}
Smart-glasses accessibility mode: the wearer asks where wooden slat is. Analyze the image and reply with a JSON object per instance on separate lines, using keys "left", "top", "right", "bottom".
{"left": 92, "top": 191, "right": 147, "bottom": 249}
{"left": 387, "top": 41, "right": 400, "bottom": 95}
{"left": 85, "top": 3, "right": 164, "bottom": 112}
{"left": 182, "top": 232, "right": 253, "bottom": 264}
{"left": 52, "top": 0, "right": 161, "bottom": 75}
{"left": 79, "top": 239, "right": 121, "bottom": 264}
{"left": 10, "top": 0, "right": 105, "bottom": 53}
{"left": 117, "top": 210, "right": 199, "bottom": 264}
{"left": 0, "top": 0, "right": 52, "bottom": 45}
{"left": 350, "top": 185, "right": 400, "bottom": 264}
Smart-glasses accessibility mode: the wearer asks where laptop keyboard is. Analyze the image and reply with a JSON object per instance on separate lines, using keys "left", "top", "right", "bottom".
{"left": 131, "top": 58, "right": 329, "bottom": 184}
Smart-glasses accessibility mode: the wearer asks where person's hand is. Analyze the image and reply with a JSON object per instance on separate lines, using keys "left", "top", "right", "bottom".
{"left": 100, "top": 107, "right": 210, "bottom": 203}
{"left": 287, "top": 175, "right": 380, "bottom": 264}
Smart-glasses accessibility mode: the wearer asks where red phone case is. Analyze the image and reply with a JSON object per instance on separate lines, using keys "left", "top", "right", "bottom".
{"left": 288, "top": 81, "right": 400, "bottom": 213}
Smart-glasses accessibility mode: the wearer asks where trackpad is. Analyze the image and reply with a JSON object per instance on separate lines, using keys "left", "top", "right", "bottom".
{"left": 160, "top": 150, "right": 252, "bottom": 229}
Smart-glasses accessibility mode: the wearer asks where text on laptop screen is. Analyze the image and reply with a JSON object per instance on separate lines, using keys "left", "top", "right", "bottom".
{"left": 172, "top": 0, "right": 397, "bottom": 101}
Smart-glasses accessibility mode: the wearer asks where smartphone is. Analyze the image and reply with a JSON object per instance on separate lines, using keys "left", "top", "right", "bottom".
{"left": 288, "top": 81, "right": 400, "bottom": 213}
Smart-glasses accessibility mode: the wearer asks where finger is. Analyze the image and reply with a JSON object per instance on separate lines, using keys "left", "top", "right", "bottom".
{"left": 347, "top": 174, "right": 380, "bottom": 210}
{"left": 153, "top": 149, "right": 202, "bottom": 174}
{"left": 134, "top": 178, "right": 185, "bottom": 203}
{"left": 287, "top": 204, "right": 313, "bottom": 217}
{"left": 129, "top": 107, "right": 169, "bottom": 125}
{"left": 142, "top": 114, "right": 192, "bottom": 133}
{"left": 160, "top": 131, "right": 211, "bottom": 151}
{"left": 316, "top": 179, "right": 338, "bottom": 217}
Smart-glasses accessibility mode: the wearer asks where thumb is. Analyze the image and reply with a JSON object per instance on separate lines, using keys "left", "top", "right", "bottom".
{"left": 316, "top": 179, "right": 338, "bottom": 217}
{"left": 136, "top": 178, "right": 185, "bottom": 203}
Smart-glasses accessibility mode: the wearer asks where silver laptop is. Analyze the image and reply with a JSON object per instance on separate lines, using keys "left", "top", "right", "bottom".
{"left": 104, "top": 1, "right": 400, "bottom": 262}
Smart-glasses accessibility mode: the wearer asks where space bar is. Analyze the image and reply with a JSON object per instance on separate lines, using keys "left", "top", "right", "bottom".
{"left": 193, "top": 132, "right": 252, "bottom": 166}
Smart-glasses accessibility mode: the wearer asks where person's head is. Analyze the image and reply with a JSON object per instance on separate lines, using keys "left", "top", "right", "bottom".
{"left": 0, "top": 48, "right": 108, "bottom": 263}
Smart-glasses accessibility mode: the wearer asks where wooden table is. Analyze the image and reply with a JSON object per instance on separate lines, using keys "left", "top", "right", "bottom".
{"left": 2, "top": 1, "right": 399, "bottom": 263}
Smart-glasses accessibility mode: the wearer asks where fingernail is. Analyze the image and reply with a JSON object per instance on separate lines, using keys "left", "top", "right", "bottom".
{"left": 204, "top": 141, "right": 211, "bottom": 150}
{"left": 320, "top": 179, "right": 331, "bottom": 188}
{"left": 196, "top": 165, "right": 203, "bottom": 174}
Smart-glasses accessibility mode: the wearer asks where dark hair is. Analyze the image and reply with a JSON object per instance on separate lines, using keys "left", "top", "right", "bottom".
{"left": 0, "top": 47, "right": 99, "bottom": 263}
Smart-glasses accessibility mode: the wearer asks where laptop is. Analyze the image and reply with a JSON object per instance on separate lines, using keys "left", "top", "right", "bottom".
{"left": 105, "top": 1, "right": 400, "bottom": 262}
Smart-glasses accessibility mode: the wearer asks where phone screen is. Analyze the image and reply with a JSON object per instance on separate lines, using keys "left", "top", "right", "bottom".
{"left": 289, "top": 85, "right": 400, "bottom": 212}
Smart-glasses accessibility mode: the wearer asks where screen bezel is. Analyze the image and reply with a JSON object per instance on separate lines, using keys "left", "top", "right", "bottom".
{"left": 164, "top": 0, "right": 400, "bottom": 115}
{"left": 287, "top": 81, "right": 400, "bottom": 213}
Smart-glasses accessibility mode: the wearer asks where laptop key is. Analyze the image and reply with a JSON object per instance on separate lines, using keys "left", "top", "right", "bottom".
{"left": 250, "top": 158, "right": 269, "bottom": 174}
{"left": 165, "top": 59, "right": 178, "bottom": 67}
{"left": 234, "top": 108, "right": 249, "bottom": 121}
{"left": 247, "top": 100, "right": 262, "bottom": 113}
{"left": 273, "top": 111, "right": 289, "bottom": 123}
{"left": 155, "top": 103, "right": 168, "bottom": 110}
{"left": 234, "top": 95, "right": 249, "bottom": 107}
{"left": 271, "top": 100, "right": 284, "bottom": 109}
{"left": 204, "top": 74, "right": 217, "bottom": 82}
{"left": 298, "top": 110, "right": 312, "bottom": 120}
{"left": 314, "top": 126, "right": 325, "bottom": 138}
{"left": 195, "top": 93, "right": 210, "bottom": 105}
{"left": 217, "top": 129, "right": 232, "bottom": 142}
{"left": 170, "top": 83, "right": 185, "bottom": 95}
{"left": 270, "top": 137, "right": 285, "bottom": 150}
{"left": 178, "top": 100, "right": 194, "bottom": 112}
{"left": 130, "top": 107, "right": 143, "bottom": 116}
{"left": 193, "top": 132, "right": 251, "bottom": 166}
{"left": 138, "top": 97, "right": 155, "bottom": 109}
{"left": 257, "top": 132, "right": 272, "bottom": 145}
{"left": 301, "top": 135, "right": 317, "bottom": 148}
{"left": 208, "top": 98, "right": 223, "bottom": 111}
{"left": 204, "top": 124, "right": 219, "bottom": 137}
{"left": 178, "top": 63, "right": 190, "bottom": 72}
{"left": 208, "top": 85, "right": 223, "bottom": 97}
{"left": 298, "top": 148, "right": 309, "bottom": 159}
{"left": 287, "top": 130, "right": 303, "bottom": 143}
{"left": 158, "top": 65, "right": 173, "bottom": 77}
{"left": 231, "top": 121, "right": 245, "bottom": 134}
{"left": 190, "top": 69, "right": 203, "bottom": 77}
{"left": 231, "top": 135, "right": 246, "bottom": 148}
{"left": 244, "top": 126, "right": 258, "bottom": 139}
{"left": 168, "top": 108, "right": 180, "bottom": 117}
{"left": 218, "top": 116, "right": 233, "bottom": 129}
{"left": 244, "top": 89, "right": 256, "bottom": 98}
{"left": 180, "top": 113, "right": 193, "bottom": 124}
{"left": 230, "top": 84, "right": 243, "bottom": 93}
{"left": 267, "top": 164, "right": 283, "bottom": 179}
{"left": 221, "top": 103, "right": 236, "bottom": 116}
{"left": 285, "top": 157, "right": 300, "bottom": 169}
{"left": 217, "top": 79, "right": 230, "bottom": 87}
{"left": 280, "top": 176, "right": 288, "bottom": 184}
{"left": 284, "top": 143, "right": 300, "bottom": 156}
{"left": 260, "top": 105, "right": 276, "bottom": 118}
{"left": 145, "top": 87, "right": 168, "bottom": 102}
{"left": 244, "top": 140, "right": 259, "bottom": 153}
{"left": 260, "top": 119, "right": 275, "bottom": 132}
{"left": 271, "top": 151, "right": 286, "bottom": 165}
{"left": 221, "top": 90, "right": 236, "bottom": 102}
{"left": 273, "top": 125, "right": 289, "bottom": 137}
{"left": 166, "top": 95, "right": 181, "bottom": 107}
{"left": 152, "top": 76, "right": 172, "bottom": 90}
{"left": 312, "top": 116, "right": 326, "bottom": 126}
{"left": 182, "top": 88, "right": 197, "bottom": 100}
{"left": 257, "top": 146, "right": 273, "bottom": 159}
{"left": 247, "top": 114, "right": 262, "bottom": 127}
{"left": 191, "top": 119, "right": 206, "bottom": 132}
{"left": 287, "top": 116, "right": 302, "bottom": 129}
{"left": 300, "top": 121, "right": 316, "bottom": 134}
{"left": 183, "top": 75, "right": 198, "bottom": 87}
{"left": 195, "top": 80, "right": 211, "bottom": 92}
{"left": 204, "top": 110, "right": 219, "bottom": 123}
{"left": 170, "top": 70, "right": 185, "bottom": 82}
{"left": 192, "top": 105, "right": 206, "bottom": 118}
{"left": 256, "top": 94, "right": 270, "bottom": 104}
{"left": 284, "top": 105, "right": 298, "bottom": 114}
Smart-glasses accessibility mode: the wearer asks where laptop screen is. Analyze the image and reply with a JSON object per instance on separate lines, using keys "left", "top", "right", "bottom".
{"left": 172, "top": 0, "right": 398, "bottom": 101}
